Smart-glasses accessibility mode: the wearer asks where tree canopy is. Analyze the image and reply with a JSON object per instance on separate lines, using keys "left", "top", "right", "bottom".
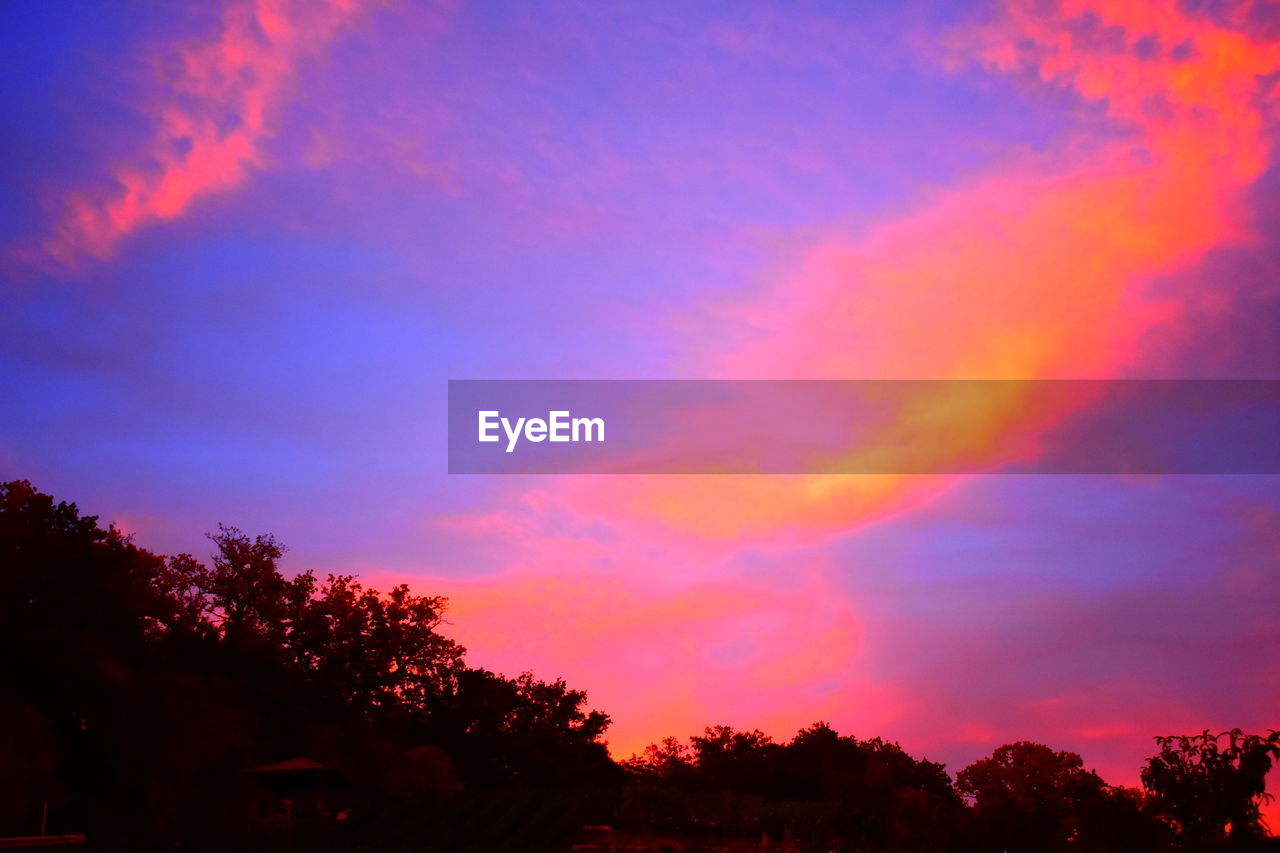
{"left": 1, "top": 480, "right": 1275, "bottom": 851}
{"left": 0, "top": 480, "right": 616, "bottom": 848}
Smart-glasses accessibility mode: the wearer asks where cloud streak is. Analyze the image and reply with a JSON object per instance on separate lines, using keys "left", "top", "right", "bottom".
{"left": 29, "top": 0, "right": 363, "bottom": 267}
{"left": 553, "top": 0, "right": 1280, "bottom": 540}
{"left": 425, "top": 0, "right": 1280, "bottom": 770}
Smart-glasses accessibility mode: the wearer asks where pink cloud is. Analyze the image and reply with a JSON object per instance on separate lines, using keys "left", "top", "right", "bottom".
{"left": 364, "top": 558, "right": 870, "bottom": 758}
{"left": 28, "top": 0, "right": 365, "bottom": 267}
{"left": 539, "top": 0, "right": 1280, "bottom": 542}
{"left": 409, "top": 0, "right": 1280, "bottom": 779}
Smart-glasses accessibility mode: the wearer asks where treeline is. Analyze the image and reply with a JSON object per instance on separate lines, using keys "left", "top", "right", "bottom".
{"left": 0, "top": 480, "right": 619, "bottom": 849}
{"left": 1, "top": 480, "right": 1277, "bottom": 851}
{"left": 619, "top": 725, "right": 1280, "bottom": 850}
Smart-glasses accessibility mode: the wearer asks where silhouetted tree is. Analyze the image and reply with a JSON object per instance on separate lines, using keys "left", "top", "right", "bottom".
{"left": 286, "top": 572, "right": 464, "bottom": 713}
{"left": 1142, "top": 728, "right": 1280, "bottom": 843}
{"left": 623, "top": 721, "right": 964, "bottom": 849}
{"left": 0, "top": 480, "right": 176, "bottom": 840}
{"left": 0, "top": 480, "right": 616, "bottom": 848}
{"left": 690, "top": 725, "right": 781, "bottom": 794}
{"left": 428, "top": 667, "right": 615, "bottom": 787}
{"left": 958, "top": 741, "right": 1110, "bottom": 851}
{"left": 5, "top": 479, "right": 1275, "bottom": 851}
{"left": 194, "top": 525, "right": 290, "bottom": 637}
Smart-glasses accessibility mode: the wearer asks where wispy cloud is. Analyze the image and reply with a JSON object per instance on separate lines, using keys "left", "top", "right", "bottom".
{"left": 423, "top": 0, "right": 1280, "bottom": 767}
{"left": 25, "top": 0, "right": 364, "bottom": 268}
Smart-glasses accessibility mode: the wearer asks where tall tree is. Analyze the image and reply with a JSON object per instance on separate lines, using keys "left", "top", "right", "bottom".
{"left": 0, "top": 481, "right": 617, "bottom": 845}
{"left": 958, "top": 741, "right": 1109, "bottom": 852}
{"left": 1142, "top": 728, "right": 1280, "bottom": 841}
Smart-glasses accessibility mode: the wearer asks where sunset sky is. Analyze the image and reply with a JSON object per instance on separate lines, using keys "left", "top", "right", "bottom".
{"left": 3, "top": 0, "right": 1279, "bottom": 808}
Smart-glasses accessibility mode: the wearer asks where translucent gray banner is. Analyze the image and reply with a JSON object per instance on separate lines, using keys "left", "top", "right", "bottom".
{"left": 447, "top": 380, "right": 1280, "bottom": 474}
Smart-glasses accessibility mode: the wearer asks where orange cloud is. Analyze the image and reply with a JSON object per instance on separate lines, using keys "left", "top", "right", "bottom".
{"left": 426, "top": 0, "right": 1280, "bottom": 760}
{"left": 36, "top": 0, "right": 363, "bottom": 266}
{"left": 364, "top": 561, "right": 868, "bottom": 758}
{"left": 973, "top": 0, "right": 1280, "bottom": 181}
{"left": 551, "top": 0, "right": 1280, "bottom": 542}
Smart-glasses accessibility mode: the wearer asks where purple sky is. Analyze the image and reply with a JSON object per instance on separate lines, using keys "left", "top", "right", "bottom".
{"left": 2, "top": 0, "right": 1278, "bottom": 808}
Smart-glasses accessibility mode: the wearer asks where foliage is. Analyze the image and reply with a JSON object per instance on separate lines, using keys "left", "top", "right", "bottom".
{"left": 622, "top": 721, "right": 965, "bottom": 849}
{"left": 0, "top": 480, "right": 615, "bottom": 847}
{"left": 3, "top": 480, "right": 1277, "bottom": 851}
{"left": 957, "top": 741, "right": 1157, "bottom": 852}
{"left": 1142, "top": 728, "right": 1280, "bottom": 842}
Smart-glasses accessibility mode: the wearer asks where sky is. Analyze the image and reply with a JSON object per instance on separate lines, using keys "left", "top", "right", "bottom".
{"left": 2, "top": 0, "right": 1279, "bottom": 810}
